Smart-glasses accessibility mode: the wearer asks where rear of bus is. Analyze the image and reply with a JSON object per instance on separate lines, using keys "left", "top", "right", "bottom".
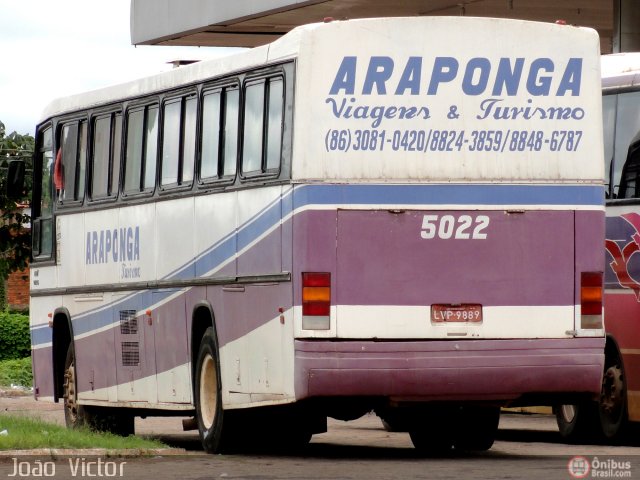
{"left": 288, "top": 17, "right": 605, "bottom": 447}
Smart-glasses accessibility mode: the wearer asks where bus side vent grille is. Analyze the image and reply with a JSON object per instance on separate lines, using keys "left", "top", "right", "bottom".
{"left": 121, "top": 341, "right": 140, "bottom": 366}
{"left": 119, "top": 310, "right": 138, "bottom": 335}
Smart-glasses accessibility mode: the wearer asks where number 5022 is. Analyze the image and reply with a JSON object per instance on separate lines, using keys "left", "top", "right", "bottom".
{"left": 420, "top": 214, "right": 490, "bottom": 240}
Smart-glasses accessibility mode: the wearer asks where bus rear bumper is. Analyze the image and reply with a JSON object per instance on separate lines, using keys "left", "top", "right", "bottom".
{"left": 294, "top": 338, "right": 605, "bottom": 403}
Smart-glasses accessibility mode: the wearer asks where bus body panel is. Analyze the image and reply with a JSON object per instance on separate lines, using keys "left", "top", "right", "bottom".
{"left": 293, "top": 17, "right": 603, "bottom": 183}
{"left": 31, "top": 185, "right": 296, "bottom": 408}
{"left": 605, "top": 205, "right": 640, "bottom": 421}
{"left": 287, "top": 17, "right": 605, "bottom": 402}
{"left": 334, "top": 208, "right": 574, "bottom": 339}
{"left": 601, "top": 289, "right": 640, "bottom": 421}
{"left": 293, "top": 338, "right": 604, "bottom": 402}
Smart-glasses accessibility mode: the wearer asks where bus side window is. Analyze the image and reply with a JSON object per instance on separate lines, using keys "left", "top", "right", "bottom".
{"left": 57, "top": 120, "right": 87, "bottom": 203}
{"left": 223, "top": 88, "right": 239, "bottom": 177}
{"left": 618, "top": 142, "right": 640, "bottom": 199}
{"left": 200, "top": 90, "right": 221, "bottom": 180}
{"left": 91, "top": 113, "right": 122, "bottom": 200}
{"left": 612, "top": 91, "right": 640, "bottom": 198}
{"left": 124, "top": 105, "right": 158, "bottom": 195}
{"left": 265, "top": 78, "right": 283, "bottom": 171}
{"left": 33, "top": 127, "right": 54, "bottom": 258}
{"left": 241, "top": 76, "right": 283, "bottom": 177}
{"left": 161, "top": 94, "right": 196, "bottom": 188}
{"left": 200, "top": 85, "right": 239, "bottom": 182}
{"left": 602, "top": 94, "right": 616, "bottom": 198}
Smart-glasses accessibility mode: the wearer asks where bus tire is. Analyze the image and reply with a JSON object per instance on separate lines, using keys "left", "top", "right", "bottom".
{"left": 87, "top": 408, "right": 135, "bottom": 437}
{"left": 195, "top": 327, "right": 226, "bottom": 453}
{"left": 63, "top": 344, "right": 135, "bottom": 436}
{"left": 63, "top": 343, "right": 92, "bottom": 430}
{"left": 409, "top": 429, "right": 454, "bottom": 455}
{"left": 409, "top": 406, "right": 499, "bottom": 454}
{"left": 599, "top": 351, "right": 627, "bottom": 440}
{"left": 554, "top": 403, "right": 600, "bottom": 442}
{"left": 409, "top": 409, "right": 455, "bottom": 454}
{"left": 454, "top": 406, "right": 500, "bottom": 452}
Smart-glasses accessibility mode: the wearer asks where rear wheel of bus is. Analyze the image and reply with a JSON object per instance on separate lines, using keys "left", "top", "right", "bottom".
{"left": 599, "top": 347, "right": 628, "bottom": 440}
{"left": 555, "top": 343, "right": 628, "bottom": 442}
{"left": 195, "top": 327, "right": 227, "bottom": 453}
{"left": 409, "top": 406, "right": 499, "bottom": 454}
{"left": 63, "top": 343, "right": 134, "bottom": 436}
{"left": 553, "top": 403, "right": 600, "bottom": 441}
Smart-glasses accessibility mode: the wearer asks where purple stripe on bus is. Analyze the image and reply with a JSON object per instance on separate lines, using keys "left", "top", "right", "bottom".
{"left": 294, "top": 338, "right": 604, "bottom": 400}
{"left": 294, "top": 209, "right": 576, "bottom": 307}
{"left": 31, "top": 206, "right": 603, "bottom": 400}
{"left": 32, "top": 348, "right": 54, "bottom": 399}
{"left": 31, "top": 281, "right": 294, "bottom": 399}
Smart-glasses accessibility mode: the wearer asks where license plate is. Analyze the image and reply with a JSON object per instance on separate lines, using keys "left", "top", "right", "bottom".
{"left": 431, "top": 304, "right": 483, "bottom": 323}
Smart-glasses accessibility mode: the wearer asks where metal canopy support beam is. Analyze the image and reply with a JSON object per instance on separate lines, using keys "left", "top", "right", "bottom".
{"left": 614, "top": 0, "right": 640, "bottom": 53}
{"left": 130, "top": 0, "right": 326, "bottom": 46}
{"left": 130, "top": 0, "right": 614, "bottom": 53}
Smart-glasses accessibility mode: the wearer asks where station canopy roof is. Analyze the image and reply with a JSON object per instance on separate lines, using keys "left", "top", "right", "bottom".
{"left": 130, "top": 0, "right": 613, "bottom": 53}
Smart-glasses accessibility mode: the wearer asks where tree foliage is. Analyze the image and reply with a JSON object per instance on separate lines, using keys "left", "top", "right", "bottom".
{"left": 0, "top": 120, "right": 33, "bottom": 282}
{"left": 0, "top": 311, "right": 30, "bottom": 360}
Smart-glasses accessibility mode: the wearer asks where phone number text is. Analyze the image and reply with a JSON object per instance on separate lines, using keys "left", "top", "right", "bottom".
{"left": 324, "top": 129, "right": 582, "bottom": 153}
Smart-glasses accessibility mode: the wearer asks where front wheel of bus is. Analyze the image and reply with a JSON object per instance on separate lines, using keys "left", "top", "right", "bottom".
{"left": 195, "top": 327, "right": 226, "bottom": 453}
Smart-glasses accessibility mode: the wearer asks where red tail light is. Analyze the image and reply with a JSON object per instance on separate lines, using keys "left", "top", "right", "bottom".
{"left": 581, "top": 272, "right": 603, "bottom": 329}
{"left": 302, "top": 272, "right": 331, "bottom": 330}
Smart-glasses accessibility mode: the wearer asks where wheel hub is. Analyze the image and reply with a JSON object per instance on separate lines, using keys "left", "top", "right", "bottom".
{"left": 560, "top": 404, "right": 576, "bottom": 423}
{"left": 199, "top": 354, "right": 218, "bottom": 430}
{"left": 63, "top": 361, "right": 78, "bottom": 422}
{"left": 601, "top": 364, "right": 624, "bottom": 415}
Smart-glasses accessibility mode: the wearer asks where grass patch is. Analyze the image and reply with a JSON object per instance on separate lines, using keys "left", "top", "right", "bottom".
{"left": 0, "top": 356, "right": 32, "bottom": 387}
{"left": 0, "top": 415, "right": 167, "bottom": 450}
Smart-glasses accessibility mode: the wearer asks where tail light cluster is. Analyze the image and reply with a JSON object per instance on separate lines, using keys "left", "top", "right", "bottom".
{"left": 302, "top": 272, "right": 331, "bottom": 330}
{"left": 580, "top": 272, "right": 603, "bottom": 329}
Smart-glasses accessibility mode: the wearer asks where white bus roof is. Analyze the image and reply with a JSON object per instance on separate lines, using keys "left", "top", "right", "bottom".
{"left": 40, "top": 17, "right": 599, "bottom": 122}
{"left": 37, "top": 21, "right": 312, "bottom": 124}
{"left": 601, "top": 52, "right": 640, "bottom": 90}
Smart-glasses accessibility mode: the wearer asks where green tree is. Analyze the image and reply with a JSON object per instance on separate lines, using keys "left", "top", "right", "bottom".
{"left": 0, "top": 121, "right": 33, "bottom": 308}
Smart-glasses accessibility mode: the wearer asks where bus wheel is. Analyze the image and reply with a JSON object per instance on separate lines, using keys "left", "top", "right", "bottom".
{"left": 88, "top": 408, "right": 135, "bottom": 436}
{"left": 409, "top": 406, "right": 499, "bottom": 454}
{"left": 454, "top": 406, "right": 500, "bottom": 452}
{"left": 554, "top": 403, "right": 600, "bottom": 442}
{"left": 195, "top": 327, "right": 225, "bottom": 453}
{"left": 63, "top": 344, "right": 135, "bottom": 436}
{"left": 63, "top": 343, "right": 92, "bottom": 429}
{"left": 409, "top": 428, "right": 454, "bottom": 455}
{"left": 409, "top": 409, "right": 455, "bottom": 454}
{"left": 600, "top": 360, "right": 627, "bottom": 440}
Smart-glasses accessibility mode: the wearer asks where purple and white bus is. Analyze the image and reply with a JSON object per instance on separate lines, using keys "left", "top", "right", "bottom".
{"left": 555, "top": 53, "right": 640, "bottom": 443}
{"left": 30, "top": 17, "right": 605, "bottom": 453}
